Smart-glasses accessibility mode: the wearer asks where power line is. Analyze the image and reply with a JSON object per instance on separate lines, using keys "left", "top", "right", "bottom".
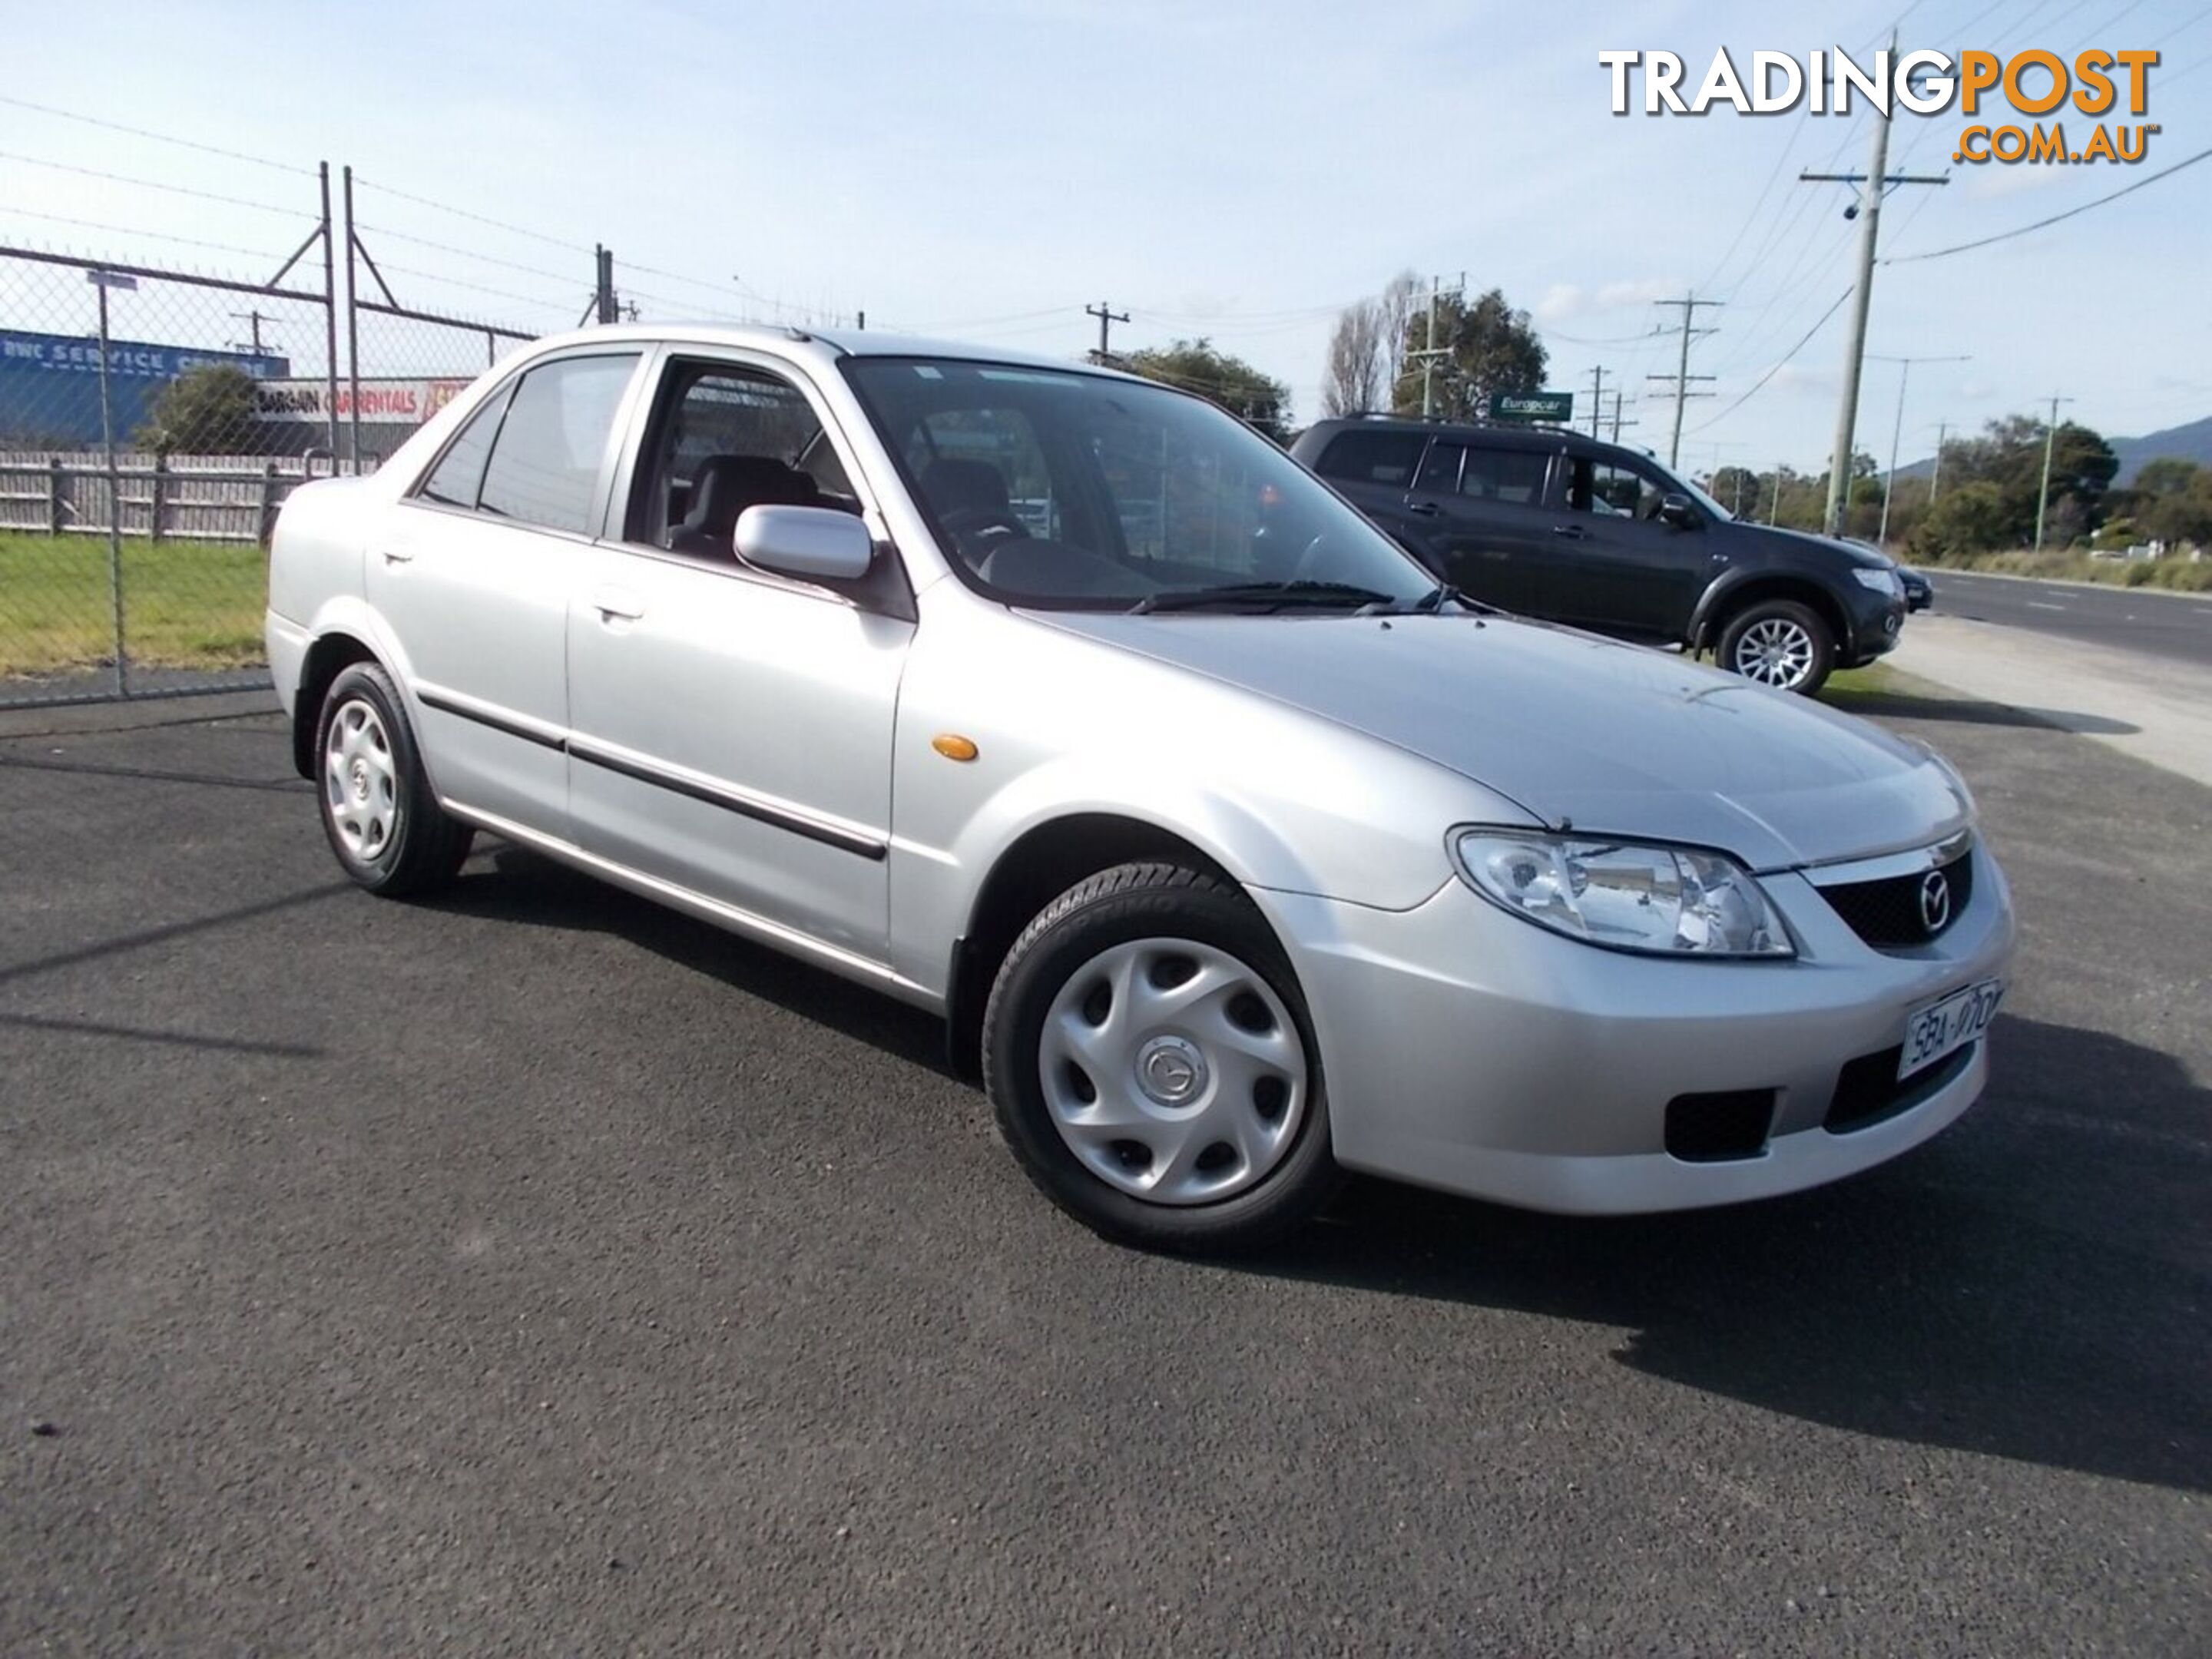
{"left": 0, "top": 95, "right": 313, "bottom": 176}
{"left": 0, "top": 151, "right": 311, "bottom": 219}
{"left": 1687, "top": 286, "right": 1853, "bottom": 435}
{"left": 1885, "top": 144, "right": 2212, "bottom": 263}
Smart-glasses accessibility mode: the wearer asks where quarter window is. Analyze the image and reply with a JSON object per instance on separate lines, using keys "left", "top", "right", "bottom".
{"left": 417, "top": 381, "right": 513, "bottom": 510}
{"left": 473, "top": 353, "right": 641, "bottom": 535}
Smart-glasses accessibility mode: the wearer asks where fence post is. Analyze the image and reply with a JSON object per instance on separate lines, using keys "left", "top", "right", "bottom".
{"left": 150, "top": 453, "right": 167, "bottom": 544}
{"left": 46, "top": 456, "right": 62, "bottom": 537}
{"left": 94, "top": 274, "right": 128, "bottom": 697}
{"left": 259, "top": 461, "right": 279, "bottom": 546}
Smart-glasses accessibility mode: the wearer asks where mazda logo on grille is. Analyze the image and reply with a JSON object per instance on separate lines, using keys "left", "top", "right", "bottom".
{"left": 1919, "top": 869, "right": 1953, "bottom": 935}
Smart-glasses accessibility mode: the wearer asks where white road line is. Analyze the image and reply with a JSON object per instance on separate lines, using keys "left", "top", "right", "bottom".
{"left": 2026, "top": 601, "right": 2068, "bottom": 611}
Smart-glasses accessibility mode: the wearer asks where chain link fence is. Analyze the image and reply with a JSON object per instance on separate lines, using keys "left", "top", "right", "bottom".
{"left": 0, "top": 164, "right": 549, "bottom": 707}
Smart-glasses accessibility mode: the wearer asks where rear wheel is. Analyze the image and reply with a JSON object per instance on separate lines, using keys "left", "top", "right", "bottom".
{"left": 316, "top": 661, "right": 472, "bottom": 896}
{"left": 982, "top": 862, "right": 1338, "bottom": 1253}
{"left": 1718, "top": 598, "right": 1835, "bottom": 695}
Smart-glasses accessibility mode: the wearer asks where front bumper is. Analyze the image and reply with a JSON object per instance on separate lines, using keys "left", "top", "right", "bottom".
{"left": 1254, "top": 841, "right": 2014, "bottom": 1214}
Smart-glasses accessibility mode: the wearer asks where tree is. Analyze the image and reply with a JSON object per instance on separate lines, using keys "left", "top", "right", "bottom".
{"left": 1119, "top": 339, "right": 1292, "bottom": 444}
{"left": 137, "top": 364, "right": 261, "bottom": 455}
{"left": 1708, "top": 465, "right": 1763, "bottom": 517}
{"left": 1321, "top": 299, "right": 1386, "bottom": 417}
{"left": 1390, "top": 286, "right": 1547, "bottom": 422}
{"left": 1908, "top": 481, "right": 2012, "bottom": 559}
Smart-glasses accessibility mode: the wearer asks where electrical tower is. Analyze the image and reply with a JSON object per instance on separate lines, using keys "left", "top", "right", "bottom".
{"left": 1406, "top": 273, "right": 1465, "bottom": 417}
{"left": 1647, "top": 293, "right": 1721, "bottom": 467}
{"left": 1869, "top": 352, "right": 1970, "bottom": 546}
{"left": 228, "top": 310, "right": 278, "bottom": 356}
{"left": 2035, "top": 394, "right": 2075, "bottom": 552}
{"left": 1586, "top": 365, "right": 1608, "bottom": 439}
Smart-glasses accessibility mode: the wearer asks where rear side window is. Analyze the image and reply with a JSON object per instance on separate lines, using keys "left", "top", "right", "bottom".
{"left": 1462, "top": 448, "right": 1551, "bottom": 505}
{"left": 417, "top": 382, "right": 514, "bottom": 509}
{"left": 1315, "top": 429, "right": 1424, "bottom": 488}
{"left": 474, "top": 353, "right": 641, "bottom": 534}
{"left": 1414, "top": 440, "right": 1465, "bottom": 494}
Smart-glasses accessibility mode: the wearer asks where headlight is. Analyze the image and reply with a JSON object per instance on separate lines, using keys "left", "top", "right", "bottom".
{"left": 1852, "top": 568, "right": 1903, "bottom": 598}
{"left": 1450, "top": 830, "right": 1794, "bottom": 958}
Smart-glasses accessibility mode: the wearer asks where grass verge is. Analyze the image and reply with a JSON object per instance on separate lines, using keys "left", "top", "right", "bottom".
{"left": 0, "top": 532, "right": 267, "bottom": 677}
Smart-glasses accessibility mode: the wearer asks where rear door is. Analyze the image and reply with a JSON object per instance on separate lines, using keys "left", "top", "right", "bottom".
{"left": 369, "top": 347, "right": 644, "bottom": 834}
{"left": 1550, "top": 452, "right": 1717, "bottom": 641}
{"left": 1402, "top": 437, "right": 1559, "bottom": 614}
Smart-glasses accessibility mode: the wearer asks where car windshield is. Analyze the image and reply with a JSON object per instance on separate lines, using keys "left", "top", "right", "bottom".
{"left": 841, "top": 356, "right": 1438, "bottom": 611}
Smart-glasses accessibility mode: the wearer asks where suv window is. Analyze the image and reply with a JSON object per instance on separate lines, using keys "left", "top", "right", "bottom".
{"left": 474, "top": 353, "right": 641, "bottom": 534}
{"left": 1413, "top": 440, "right": 1464, "bottom": 494}
{"left": 1462, "top": 447, "right": 1551, "bottom": 505}
{"left": 1316, "top": 429, "right": 1424, "bottom": 488}
{"left": 1571, "top": 455, "right": 1665, "bottom": 521}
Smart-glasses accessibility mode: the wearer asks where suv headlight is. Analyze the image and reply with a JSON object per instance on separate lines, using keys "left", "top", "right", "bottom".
{"left": 1450, "top": 830, "right": 1794, "bottom": 958}
{"left": 1852, "top": 568, "right": 1903, "bottom": 598}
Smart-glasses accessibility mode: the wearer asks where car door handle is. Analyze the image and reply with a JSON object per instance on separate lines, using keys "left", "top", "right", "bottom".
{"left": 591, "top": 588, "right": 645, "bottom": 621}
{"left": 1405, "top": 500, "right": 1442, "bottom": 517}
{"left": 1551, "top": 524, "right": 1588, "bottom": 540}
{"left": 381, "top": 544, "right": 416, "bottom": 565}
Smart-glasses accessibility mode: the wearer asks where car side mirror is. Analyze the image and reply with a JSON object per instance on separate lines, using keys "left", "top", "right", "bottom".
{"left": 1657, "top": 492, "right": 1698, "bottom": 530}
{"left": 733, "top": 504, "right": 873, "bottom": 583}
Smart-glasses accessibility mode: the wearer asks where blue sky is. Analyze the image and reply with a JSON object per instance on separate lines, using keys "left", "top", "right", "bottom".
{"left": 3, "top": 0, "right": 2207, "bottom": 475}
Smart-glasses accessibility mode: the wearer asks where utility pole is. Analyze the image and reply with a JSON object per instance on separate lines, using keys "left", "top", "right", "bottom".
{"left": 1929, "top": 420, "right": 1949, "bottom": 503}
{"left": 594, "top": 246, "right": 618, "bottom": 325}
{"left": 2034, "top": 394, "right": 2075, "bottom": 552}
{"left": 1406, "top": 273, "right": 1463, "bottom": 418}
{"left": 1647, "top": 293, "right": 1720, "bottom": 467}
{"left": 1586, "top": 365, "right": 1607, "bottom": 438}
{"left": 1084, "top": 301, "right": 1129, "bottom": 364}
{"left": 1608, "top": 391, "right": 1636, "bottom": 443}
{"left": 228, "top": 309, "right": 277, "bottom": 356}
{"left": 1768, "top": 463, "right": 1784, "bottom": 525}
{"left": 1869, "top": 352, "right": 1970, "bottom": 547}
{"left": 1803, "top": 34, "right": 1950, "bottom": 536}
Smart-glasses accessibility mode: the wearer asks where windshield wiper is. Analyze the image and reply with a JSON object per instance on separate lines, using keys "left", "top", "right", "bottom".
{"left": 1354, "top": 581, "right": 1488, "bottom": 618}
{"left": 1130, "top": 579, "right": 1401, "bottom": 615}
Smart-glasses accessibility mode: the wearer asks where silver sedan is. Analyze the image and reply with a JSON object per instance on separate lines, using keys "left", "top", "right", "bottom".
{"left": 267, "top": 326, "right": 2012, "bottom": 1252}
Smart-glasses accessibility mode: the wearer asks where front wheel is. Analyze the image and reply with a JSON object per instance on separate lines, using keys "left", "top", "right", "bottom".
{"left": 1718, "top": 598, "right": 1835, "bottom": 695}
{"left": 982, "top": 863, "right": 1339, "bottom": 1253}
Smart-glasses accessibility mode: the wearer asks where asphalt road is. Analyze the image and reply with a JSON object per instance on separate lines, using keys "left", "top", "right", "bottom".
{"left": 2, "top": 691, "right": 2208, "bottom": 1654}
{"left": 1926, "top": 568, "right": 2212, "bottom": 668}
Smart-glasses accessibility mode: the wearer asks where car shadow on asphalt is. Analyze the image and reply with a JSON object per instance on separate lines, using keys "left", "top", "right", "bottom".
{"left": 1243, "top": 1013, "right": 2210, "bottom": 1495}
{"left": 1821, "top": 688, "right": 2139, "bottom": 736}
{"left": 416, "top": 849, "right": 2208, "bottom": 1495}
{"left": 422, "top": 844, "right": 950, "bottom": 1074}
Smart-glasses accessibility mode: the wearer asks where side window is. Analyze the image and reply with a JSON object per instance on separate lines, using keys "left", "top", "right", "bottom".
{"left": 416, "top": 381, "right": 515, "bottom": 509}
{"left": 475, "top": 353, "right": 641, "bottom": 534}
{"left": 637, "top": 365, "right": 840, "bottom": 552}
{"left": 1314, "top": 429, "right": 1424, "bottom": 488}
{"left": 1462, "top": 448, "right": 1551, "bottom": 506}
{"left": 1413, "top": 440, "right": 1465, "bottom": 495}
{"left": 1574, "top": 456, "right": 1664, "bottom": 520}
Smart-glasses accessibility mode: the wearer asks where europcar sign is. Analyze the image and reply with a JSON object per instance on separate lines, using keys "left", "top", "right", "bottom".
{"left": 1488, "top": 391, "right": 1575, "bottom": 424}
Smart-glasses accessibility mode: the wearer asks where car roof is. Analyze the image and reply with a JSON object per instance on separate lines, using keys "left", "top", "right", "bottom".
{"left": 1310, "top": 415, "right": 1580, "bottom": 449}
{"left": 512, "top": 320, "right": 1131, "bottom": 381}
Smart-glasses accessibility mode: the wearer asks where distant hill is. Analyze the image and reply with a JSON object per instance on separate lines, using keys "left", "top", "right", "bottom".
{"left": 1893, "top": 412, "right": 2212, "bottom": 485}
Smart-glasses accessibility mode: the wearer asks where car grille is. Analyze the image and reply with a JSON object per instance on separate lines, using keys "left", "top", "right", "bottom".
{"left": 1816, "top": 848, "right": 1974, "bottom": 949}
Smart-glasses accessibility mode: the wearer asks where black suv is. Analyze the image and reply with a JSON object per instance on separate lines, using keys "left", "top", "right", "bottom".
{"left": 1293, "top": 417, "right": 1906, "bottom": 695}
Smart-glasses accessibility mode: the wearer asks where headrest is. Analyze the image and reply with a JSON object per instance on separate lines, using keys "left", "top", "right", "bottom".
{"left": 922, "top": 457, "right": 1011, "bottom": 520}
{"left": 685, "top": 455, "right": 820, "bottom": 531}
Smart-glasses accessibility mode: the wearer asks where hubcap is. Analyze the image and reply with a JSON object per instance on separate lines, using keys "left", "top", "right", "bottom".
{"left": 324, "top": 697, "right": 400, "bottom": 861}
{"left": 1734, "top": 618, "right": 1816, "bottom": 688}
{"left": 1039, "top": 939, "right": 1308, "bottom": 1206}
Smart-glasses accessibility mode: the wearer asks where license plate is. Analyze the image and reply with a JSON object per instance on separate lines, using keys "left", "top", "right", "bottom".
{"left": 1899, "top": 979, "right": 2005, "bottom": 1081}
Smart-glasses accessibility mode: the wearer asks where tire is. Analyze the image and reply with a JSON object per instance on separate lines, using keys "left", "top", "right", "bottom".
{"left": 982, "top": 862, "right": 1339, "bottom": 1253}
{"left": 314, "top": 661, "right": 473, "bottom": 896}
{"left": 1717, "top": 598, "right": 1835, "bottom": 696}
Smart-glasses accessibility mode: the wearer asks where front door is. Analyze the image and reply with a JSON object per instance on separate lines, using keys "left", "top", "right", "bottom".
{"left": 1550, "top": 453, "right": 1717, "bottom": 640}
{"left": 563, "top": 356, "right": 911, "bottom": 959}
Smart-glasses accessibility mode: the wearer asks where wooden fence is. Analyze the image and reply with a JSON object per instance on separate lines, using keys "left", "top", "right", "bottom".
{"left": 0, "top": 452, "right": 355, "bottom": 545}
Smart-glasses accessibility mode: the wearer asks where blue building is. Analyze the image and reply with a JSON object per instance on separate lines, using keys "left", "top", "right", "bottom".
{"left": 0, "top": 329, "right": 290, "bottom": 449}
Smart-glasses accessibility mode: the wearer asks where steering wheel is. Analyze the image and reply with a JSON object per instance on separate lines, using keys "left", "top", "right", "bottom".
{"left": 941, "top": 507, "right": 1031, "bottom": 544}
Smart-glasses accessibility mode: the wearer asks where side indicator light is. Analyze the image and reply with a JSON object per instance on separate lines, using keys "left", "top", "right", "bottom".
{"left": 932, "top": 733, "right": 979, "bottom": 763}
